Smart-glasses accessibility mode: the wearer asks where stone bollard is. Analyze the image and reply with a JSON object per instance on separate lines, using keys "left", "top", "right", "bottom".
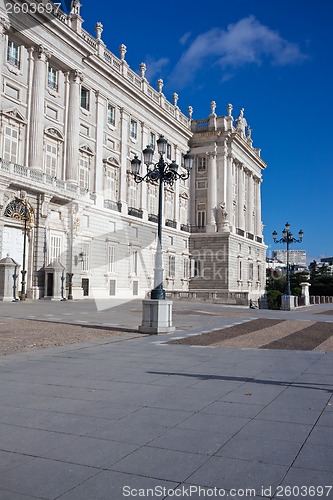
{"left": 300, "top": 282, "right": 311, "bottom": 306}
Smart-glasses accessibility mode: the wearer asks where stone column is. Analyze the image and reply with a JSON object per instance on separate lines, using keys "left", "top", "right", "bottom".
{"left": 237, "top": 162, "right": 245, "bottom": 231}
{"left": 95, "top": 91, "right": 105, "bottom": 198}
{"left": 29, "top": 45, "right": 50, "bottom": 170}
{"left": 206, "top": 152, "right": 217, "bottom": 233}
{"left": 255, "top": 177, "right": 262, "bottom": 236}
{"left": 119, "top": 107, "right": 129, "bottom": 212}
{"left": 247, "top": 172, "right": 254, "bottom": 235}
{"left": 226, "top": 155, "right": 233, "bottom": 229}
{"left": 66, "top": 70, "right": 83, "bottom": 182}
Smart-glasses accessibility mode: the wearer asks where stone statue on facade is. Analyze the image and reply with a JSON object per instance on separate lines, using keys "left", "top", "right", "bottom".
{"left": 235, "top": 108, "right": 247, "bottom": 137}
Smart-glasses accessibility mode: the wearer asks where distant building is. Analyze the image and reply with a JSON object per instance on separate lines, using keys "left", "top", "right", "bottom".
{"left": 272, "top": 250, "right": 307, "bottom": 269}
{"left": 321, "top": 257, "right": 333, "bottom": 265}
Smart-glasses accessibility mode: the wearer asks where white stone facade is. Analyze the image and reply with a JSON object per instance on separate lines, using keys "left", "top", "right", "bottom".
{"left": 188, "top": 104, "right": 267, "bottom": 300}
{"left": 0, "top": 1, "right": 267, "bottom": 302}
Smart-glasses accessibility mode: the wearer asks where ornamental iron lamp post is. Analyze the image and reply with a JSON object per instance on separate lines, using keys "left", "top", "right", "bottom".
{"left": 20, "top": 199, "right": 34, "bottom": 301}
{"left": 272, "top": 222, "right": 304, "bottom": 296}
{"left": 130, "top": 135, "right": 194, "bottom": 333}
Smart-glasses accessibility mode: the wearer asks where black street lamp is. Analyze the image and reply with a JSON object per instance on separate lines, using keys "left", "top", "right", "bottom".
{"left": 20, "top": 199, "right": 34, "bottom": 301}
{"left": 131, "top": 135, "right": 194, "bottom": 300}
{"left": 272, "top": 222, "right": 304, "bottom": 296}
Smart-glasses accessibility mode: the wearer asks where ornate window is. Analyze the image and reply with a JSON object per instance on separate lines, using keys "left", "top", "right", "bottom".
{"left": 44, "top": 128, "right": 64, "bottom": 178}
{"left": 49, "top": 233, "right": 62, "bottom": 262}
{"left": 103, "top": 157, "right": 119, "bottom": 201}
{"left": 165, "top": 190, "right": 174, "bottom": 220}
{"left": 80, "top": 87, "right": 90, "bottom": 110}
{"left": 149, "top": 132, "right": 156, "bottom": 148}
{"left": 44, "top": 142, "right": 58, "bottom": 177}
{"left": 79, "top": 155, "right": 89, "bottom": 190}
{"left": 168, "top": 255, "right": 175, "bottom": 278}
{"left": 197, "top": 203, "right": 206, "bottom": 228}
{"left": 47, "top": 65, "right": 58, "bottom": 91}
{"left": 108, "top": 245, "right": 116, "bottom": 273}
{"left": 179, "top": 193, "right": 189, "bottom": 225}
{"left": 3, "top": 125, "right": 19, "bottom": 163}
{"left": 148, "top": 183, "right": 158, "bottom": 215}
{"left": 81, "top": 242, "right": 90, "bottom": 271}
{"left": 127, "top": 175, "right": 140, "bottom": 209}
{"left": 107, "top": 104, "right": 115, "bottom": 126}
{"left": 130, "top": 119, "right": 137, "bottom": 139}
{"left": 7, "top": 40, "right": 20, "bottom": 68}
{"left": 197, "top": 157, "right": 206, "bottom": 172}
{"left": 78, "top": 145, "right": 94, "bottom": 190}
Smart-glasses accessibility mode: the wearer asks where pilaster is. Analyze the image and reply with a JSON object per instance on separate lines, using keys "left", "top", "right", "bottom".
{"left": 237, "top": 162, "right": 245, "bottom": 231}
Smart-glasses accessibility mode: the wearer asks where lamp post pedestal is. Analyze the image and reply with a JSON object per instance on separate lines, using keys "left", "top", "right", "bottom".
{"left": 281, "top": 294, "right": 297, "bottom": 311}
{"left": 139, "top": 299, "right": 175, "bottom": 335}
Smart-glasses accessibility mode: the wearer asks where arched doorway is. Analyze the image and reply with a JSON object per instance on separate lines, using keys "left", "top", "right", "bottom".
{"left": 3, "top": 197, "right": 34, "bottom": 300}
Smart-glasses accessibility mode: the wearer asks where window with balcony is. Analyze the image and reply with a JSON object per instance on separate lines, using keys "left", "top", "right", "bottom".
{"left": 49, "top": 233, "right": 62, "bottom": 263}
{"left": 105, "top": 166, "right": 118, "bottom": 201}
{"left": 168, "top": 255, "right": 175, "bottom": 278}
{"left": 44, "top": 142, "right": 58, "bottom": 177}
{"left": 3, "top": 125, "right": 19, "bottom": 163}
{"left": 79, "top": 154, "right": 90, "bottom": 190}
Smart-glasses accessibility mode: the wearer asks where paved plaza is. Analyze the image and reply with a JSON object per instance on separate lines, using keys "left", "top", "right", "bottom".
{"left": 0, "top": 300, "right": 332, "bottom": 499}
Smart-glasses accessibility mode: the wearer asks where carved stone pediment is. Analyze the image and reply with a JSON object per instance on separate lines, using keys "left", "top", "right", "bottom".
{"left": 1, "top": 108, "right": 27, "bottom": 125}
{"left": 44, "top": 127, "right": 64, "bottom": 141}
{"left": 79, "top": 144, "right": 94, "bottom": 155}
{"left": 103, "top": 156, "right": 119, "bottom": 166}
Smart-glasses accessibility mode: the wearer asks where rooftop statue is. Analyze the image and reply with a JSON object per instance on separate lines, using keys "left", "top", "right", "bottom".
{"left": 235, "top": 108, "right": 247, "bottom": 137}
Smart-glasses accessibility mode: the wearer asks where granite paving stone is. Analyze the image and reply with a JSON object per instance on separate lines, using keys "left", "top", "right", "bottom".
{"left": 110, "top": 446, "right": 209, "bottom": 482}
{"left": 54, "top": 470, "right": 178, "bottom": 500}
{"left": 215, "top": 434, "right": 302, "bottom": 466}
{"left": 293, "top": 442, "right": 333, "bottom": 472}
{"left": 186, "top": 455, "right": 288, "bottom": 492}
{"left": 0, "top": 457, "right": 99, "bottom": 499}
{"left": 146, "top": 426, "right": 231, "bottom": 455}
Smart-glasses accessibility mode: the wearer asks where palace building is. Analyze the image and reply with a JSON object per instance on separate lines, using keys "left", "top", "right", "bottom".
{"left": 0, "top": 0, "right": 267, "bottom": 303}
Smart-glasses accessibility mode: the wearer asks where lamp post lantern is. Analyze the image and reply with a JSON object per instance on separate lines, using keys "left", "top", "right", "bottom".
{"left": 131, "top": 135, "right": 193, "bottom": 301}
{"left": 272, "top": 222, "right": 304, "bottom": 296}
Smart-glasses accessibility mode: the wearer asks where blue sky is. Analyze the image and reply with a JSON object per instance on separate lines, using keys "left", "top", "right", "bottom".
{"left": 79, "top": 0, "right": 332, "bottom": 263}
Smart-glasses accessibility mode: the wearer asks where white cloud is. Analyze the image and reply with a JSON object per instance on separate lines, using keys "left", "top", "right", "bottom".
{"left": 145, "top": 56, "right": 170, "bottom": 82}
{"left": 179, "top": 32, "right": 191, "bottom": 46}
{"left": 168, "top": 16, "right": 307, "bottom": 89}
